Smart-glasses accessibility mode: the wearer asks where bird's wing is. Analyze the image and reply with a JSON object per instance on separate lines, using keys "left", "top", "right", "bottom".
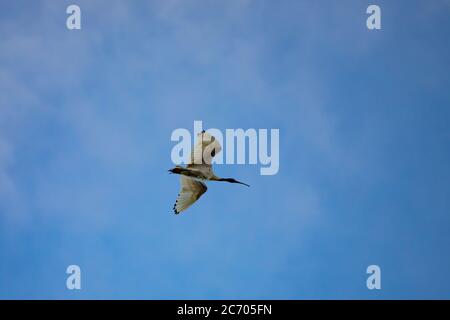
{"left": 188, "top": 131, "right": 222, "bottom": 167}
{"left": 173, "top": 176, "right": 208, "bottom": 214}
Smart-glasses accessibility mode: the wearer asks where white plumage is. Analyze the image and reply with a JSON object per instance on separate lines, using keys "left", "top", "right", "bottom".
{"left": 173, "top": 176, "right": 207, "bottom": 214}
{"left": 169, "top": 130, "right": 249, "bottom": 214}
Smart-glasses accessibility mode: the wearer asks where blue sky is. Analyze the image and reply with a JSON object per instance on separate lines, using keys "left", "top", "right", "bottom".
{"left": 1, "top": 0, "right": 450, "bottom": 299}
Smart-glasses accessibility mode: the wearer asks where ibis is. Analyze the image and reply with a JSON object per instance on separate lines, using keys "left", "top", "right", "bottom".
{"left": 169, "top": 130, "right": 249, "bottom": 214}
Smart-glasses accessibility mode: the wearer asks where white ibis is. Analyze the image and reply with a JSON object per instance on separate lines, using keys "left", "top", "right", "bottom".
{"left": 169, "top": 130, "right": 249, "bottom": 214}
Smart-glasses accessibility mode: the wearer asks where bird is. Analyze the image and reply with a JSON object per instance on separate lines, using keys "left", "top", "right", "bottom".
{"left": 169, "top": 130, "right": 249, "bottom": 214}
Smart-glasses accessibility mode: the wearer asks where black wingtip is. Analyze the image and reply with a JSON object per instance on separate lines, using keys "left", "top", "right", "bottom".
{"left": 173, "top": 201, "right": 180, "bottom": 214}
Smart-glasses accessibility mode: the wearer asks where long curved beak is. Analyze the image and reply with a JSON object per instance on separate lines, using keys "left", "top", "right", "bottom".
{"left": 232, "top": 179, "right": 250, "bottom": 187}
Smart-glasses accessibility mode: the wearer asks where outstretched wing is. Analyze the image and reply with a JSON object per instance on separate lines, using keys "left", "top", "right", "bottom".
{"left": 173, "top": 176, "right": 208, "bottom": 214}
{"left": 189, "top": 131, "right": 222, "bottom": 167}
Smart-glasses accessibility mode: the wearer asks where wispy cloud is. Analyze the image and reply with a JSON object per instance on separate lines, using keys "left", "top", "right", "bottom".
{"left": 1, "top": 0, "right": 450, "bottom": 298}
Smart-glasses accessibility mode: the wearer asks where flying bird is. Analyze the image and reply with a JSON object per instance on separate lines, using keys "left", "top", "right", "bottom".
{"left": 169, "top": 130, "right": 249, "bottom": 214}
